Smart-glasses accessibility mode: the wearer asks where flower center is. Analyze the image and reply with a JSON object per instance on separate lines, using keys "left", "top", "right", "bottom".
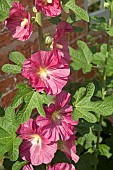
{"left": 52, "top": 111, "right": 62, "bottom": 122}
{"left": 42, "top": 0, "right": 53, "bottom": 5}
{"left": 31, "top": 134, "right": 42, "bottom": 146}
{"left": 39, "top": 67, "right": 49, "bottom": 79}
{"left": 21, "top": 18, "right": 28, "bottom": 27}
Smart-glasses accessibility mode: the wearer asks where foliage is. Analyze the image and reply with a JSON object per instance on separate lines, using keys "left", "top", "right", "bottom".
{"left": 0, "top": 0, "right": 113, "bottom": 170}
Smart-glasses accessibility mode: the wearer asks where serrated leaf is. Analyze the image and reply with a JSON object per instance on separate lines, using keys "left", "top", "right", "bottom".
{"left": 65, "top": 0, "right": 89, "bottom": 22}
{"left": 0, "top": 107, "right": 21, "bottom": 161}
{"left": 12, "top": 161, "right": 27, "bottom": 170}
{"left": 69, "top": 40, "right": 93, "bottom": 73}
{"left": 2, "top": 64, "right": 21, "bottom": 74}
{"left": 73, "top": 83, "right": 113, "bottom": 123}
{"left": 9, "top": 51, "right": 26, "bottom": 67}
{"left": 98, "top": 144, "right": 112, "bottom": 158}
{"left": 0, "top": 0, "right": 15, "bottom": 21}
{"left": 12, "top": 84, "right": 48, "bottom": 123}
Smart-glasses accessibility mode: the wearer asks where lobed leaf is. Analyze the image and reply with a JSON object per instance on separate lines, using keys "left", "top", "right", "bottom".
{"left": 65, "top": 0, "right": 89, "bottom": 22}
{"left": 0, "top": 107, "right": 21, "bottom": 161}
{"left": 69, "top": 40, "right": 93, "bottom": 73}
{"left": 12, "top": 84, "right": 49, "bottom": 123}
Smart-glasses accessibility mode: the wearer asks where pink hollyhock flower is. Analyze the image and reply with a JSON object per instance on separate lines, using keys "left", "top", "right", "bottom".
{"left": 36, "top": 91, "right": 78, "bottom": 141}
{"left": 57, "top": 135, "right": 79, "bottom": 163}
{"left": 22, "top": 164, "right": 34, "bottom": 170}
{"left": 48, "top": 163, "right": 76, "bottom": 170}
{"left": 5, "top": 2, "right": 32, "bottom": 41}
{"left": 53, "top": 21, "right": 73, "bottom": 62}
{"left": 35, "top": 0, "right": 61, "bottom": 17}
{"left": 17, "top": 118, "right": 57, "bottom": 166}
{"left": 22, "top": 50, "right": 70, "bottom": 95}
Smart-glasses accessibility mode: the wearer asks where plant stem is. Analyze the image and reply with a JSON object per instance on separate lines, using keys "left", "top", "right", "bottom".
{"left": 94, "top": 4, "right": 112, "bottom": 170}
{"left": 37, "top": 13, "right": 44, "bottom": 50}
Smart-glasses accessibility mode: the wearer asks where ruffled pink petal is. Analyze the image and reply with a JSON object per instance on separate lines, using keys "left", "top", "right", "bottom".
{"left": 48, "top": 163, "right": 76, "bottom": 170}
{"left": 22, "top": 164, "right": 34, "bottom": 170}
{"left": 35, "top": 0, "right": 61, "bottom": 17}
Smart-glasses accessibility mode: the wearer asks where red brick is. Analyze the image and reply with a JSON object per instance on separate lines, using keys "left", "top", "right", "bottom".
{"left": 1, "top": 89, "right": 17, "bottom": 107}
{"left": 0, "top": 76, "right": 15, "bottom": 94}
{"left": 0, "top": 31, "right": 12, "bottom": 48}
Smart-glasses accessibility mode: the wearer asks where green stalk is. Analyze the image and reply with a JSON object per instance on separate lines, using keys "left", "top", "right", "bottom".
{"left": 37, "top": 13, "right": 45, "bottom": 50}
{"left": 94, "top": 4, "right": 112, "bottom": 170}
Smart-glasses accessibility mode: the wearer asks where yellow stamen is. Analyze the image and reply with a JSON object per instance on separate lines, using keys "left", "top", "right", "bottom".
{"left": 39, "top": 67, "right": 48, "bottom": 79}
{"left": 21, "top": 18, "right": 28, "bottom": 27}
{"left": 52, "top": 111, "right": 61, "bottom": 122}
{"left": 31, "top": 134, "right": 41, "bottom": 146}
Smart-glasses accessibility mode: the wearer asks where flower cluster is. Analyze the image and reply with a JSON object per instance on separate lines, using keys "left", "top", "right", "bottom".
{"left": 6, "top": 1, "right": 79, "bottom": 169}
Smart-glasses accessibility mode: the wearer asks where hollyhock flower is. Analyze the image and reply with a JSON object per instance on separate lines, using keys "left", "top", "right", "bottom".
{"left": 17, "top": 118, "right": 57, "bottom": 166}
{"left": 36, "top": 91, "right": 78, "bottom": 141}
{"left": 22, "top": 50, "right": 70, "bottom": 95}
{"left": 35, "top": 0, "right": 61, "bottom": 17}
{"left": 53, "top": 21, "right": 74, "bottom": 62}
{"left": 57, "top": 135, "right": 79, "bottom": 163}
{"left": 5, "top": 2, "right": 32, "bottom": 41}
{"left": 22, "top": 164, "right": 34, "bottom": 170}
{"left": 48, "top": 163, "right": 76, "bottom": 170}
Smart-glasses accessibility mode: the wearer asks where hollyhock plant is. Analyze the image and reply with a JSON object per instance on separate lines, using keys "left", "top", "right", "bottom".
{"left": 35, "top": 0, "right": 61, "bottom": 17}
{"left": 36, "top": 91, "right": 78, "bottom": 141}
{"left": 17, "top": 118, "right": 57, "bottom": 166}
{"left": 5, "top": 2, "right": 32, "bottom": 41}
{"left": 22, "top": 50, "right": 70, "bottom": 95}
{"left": 57, "top": 135, "right": 79, "bottom": 163}
{"left": 53, "top": 21, "right": 74, "bottom": 62}
{"left": 48, "top": 163, "right": 76, "bottom": 170}
{"left": 22, "top": 164, "right": 34, "bottom": 170}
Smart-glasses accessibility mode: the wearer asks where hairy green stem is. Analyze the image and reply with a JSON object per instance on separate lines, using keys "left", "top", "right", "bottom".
{"left": 94, "top": 4, "right": 112, "bottom": 170}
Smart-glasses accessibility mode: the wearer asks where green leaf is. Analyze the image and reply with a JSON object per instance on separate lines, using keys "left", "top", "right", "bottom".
{"left": 65, "top": 0, "right": 89, "bottom": 22}
{"left": 73, "top": 83, "right": 113, "bottom": 123}
{"left": 9, "top": 52, "right": 26, "bottom": 67}
{"left": 12, "top": 161, "right": 27, "bottom": 170}
{"left": 98, "top": 144, "right": 112, "bottom": 158}
{"left": 2, "top": 64, "right": 21, "bottom": 74}
{"left": 35, "top": 12, "right": 42, "bottom": 26}
{"left": 76, "top": 153, "right": 98, "bottom": 170}
{"left": 12, "top": 84, "right": 48, "bottom": 123}
{"left": 69, "top": 40, "right": 93, "bottom": 73}
{"left": 106, "top": 27, "right": 113, "bottom": 36}
{"left": 72, "top": 83, "right": 97, "bottom": 123}
{"left": 0, "top": 107, "right": 21, "bottom": 161}
{"left": 77, "top": 119, "right": 102, "bottom": 136}
{"left": 0, "top": 0, "right": 15, "bottom": 21}
{"left": 76, "top": 128, "right": 97, "bottom": 150}
{"left": 93, "top": 44, "right": 113, "bottom": 76}
{"left": 49, "top": 15, "right": 61, "bottom": 25}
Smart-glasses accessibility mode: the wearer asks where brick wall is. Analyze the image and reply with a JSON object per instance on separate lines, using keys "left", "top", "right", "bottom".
{"left": 0, "top": 0, "right": 107, "bottom": 107}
